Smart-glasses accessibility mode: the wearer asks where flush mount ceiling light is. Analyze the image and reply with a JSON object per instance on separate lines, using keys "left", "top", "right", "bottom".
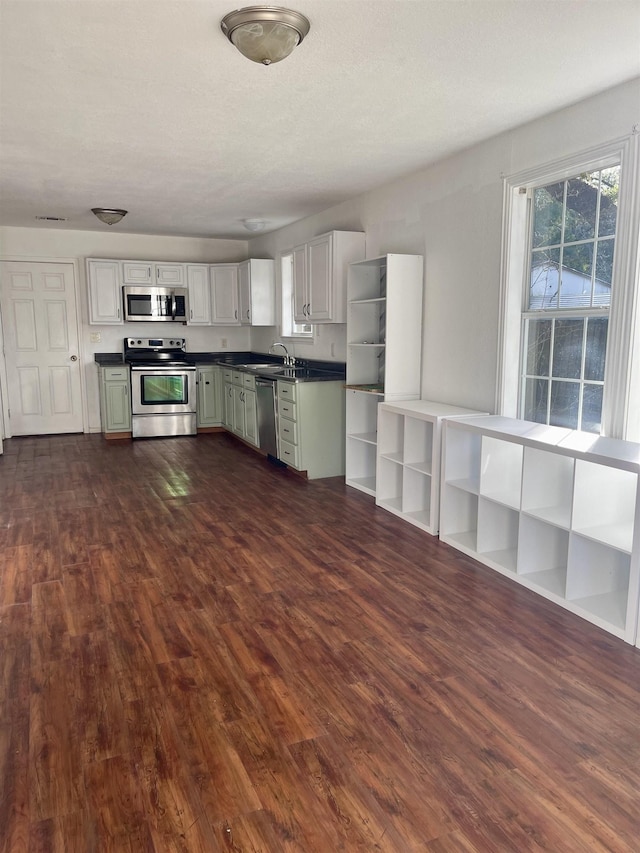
{"left": 242, "top": 218, "right": 267, "bottom": 232}
{"left": 220, "top": 6, "right": 310, "bottom": 65}
{"left": 91, "top": 208, "right": 128, "bottom": 226}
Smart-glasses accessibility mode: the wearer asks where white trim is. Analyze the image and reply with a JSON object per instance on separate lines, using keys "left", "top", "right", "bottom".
{"left": 497, "top": 134, "right": 640, "bottom": 440}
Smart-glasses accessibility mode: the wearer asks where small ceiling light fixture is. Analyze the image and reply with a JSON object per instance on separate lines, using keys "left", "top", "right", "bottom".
{"left": 221, "top": 6, "right": 310, "bottom": 66}
{"left": 91, "top": 208, "right": 128, "bottom": 226}
{"left": 242, "top": 218, "right": 267, "bottom": 232}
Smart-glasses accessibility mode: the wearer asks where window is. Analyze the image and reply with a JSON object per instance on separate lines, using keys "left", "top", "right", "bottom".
{"left": 280, "top": 252, "right": 312, "bottom": 339}
{"left": 498, "top": 136, "right": 640, "bottom": 442}
{"left": 521, "top": 167, "right": 619, "bottom": 432}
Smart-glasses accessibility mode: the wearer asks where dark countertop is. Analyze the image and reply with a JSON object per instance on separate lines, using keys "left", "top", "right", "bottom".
{"left": 95, "top": 353, "right": 125, "bottom": 365}
{"left": 94, "top": 351, "right": 346, "bottom": 383}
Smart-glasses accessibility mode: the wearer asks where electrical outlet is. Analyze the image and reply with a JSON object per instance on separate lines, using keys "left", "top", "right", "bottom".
{"left": 90, "top": 332, "right": 101, "bottom": 343}
{"left": 221, "top": 338, "right": 228, "bottom": 348}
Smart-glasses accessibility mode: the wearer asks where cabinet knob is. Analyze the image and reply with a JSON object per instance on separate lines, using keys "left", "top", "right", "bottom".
{"left": 205, "top": 381, "right": 210, "bottom": 385}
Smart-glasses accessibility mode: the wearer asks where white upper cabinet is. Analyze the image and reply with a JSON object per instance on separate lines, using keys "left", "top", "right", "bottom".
{"left": 122, "top": 261, "right": 185, "bottom": 286}
{"left": 238, "top": 259, "right": 276, "bottom": 326}
{"left": 155, "top": 264, "right": 185, "bottom": 286}
{"left": 87, "top": 259, "right": 123, "bottom": 324}
{"left": 210, "top": 264, "right": 240, "bottom": 325}
{"left": 293, "top": 230, "right": 365, "bottom": 324}
{"left": 186, "top": 264, "right": 211, "bottom": 325}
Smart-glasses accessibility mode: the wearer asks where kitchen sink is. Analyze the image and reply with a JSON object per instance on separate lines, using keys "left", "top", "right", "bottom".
{"left": 235, "top": 363, "right": 282, "bottom": 371}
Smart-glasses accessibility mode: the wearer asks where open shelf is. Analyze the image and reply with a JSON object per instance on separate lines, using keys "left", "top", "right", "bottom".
{"left": 572, "top": 460, "right": 637, "bottom": 553}
{"left": 522, "top": 447, "right": 574, "bottom": 529}
{"left": 480, "top": 437, "right": 523, "bottom": 509}
{"left": 439, "top": 415, "right": 640, "bottom": 644}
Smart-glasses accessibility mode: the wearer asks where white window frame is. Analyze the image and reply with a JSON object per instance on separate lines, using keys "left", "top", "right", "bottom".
{"left": 497, "top": 134, "right": 640, "bottom": 441}
{"left": 279, "top": 250, "right": 315, "bottom": 343}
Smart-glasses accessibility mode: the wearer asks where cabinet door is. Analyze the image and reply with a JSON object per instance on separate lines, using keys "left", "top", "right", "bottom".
{"left": 156, "top": 264, "right": 184, "bottom": 286}
{"left": 197, "top": 367, "right": 222, "bottom": 427}
{"left": 122, "top": 262, "right": 153, "bottom": 284}
{"left": 210, "top": 265, "right": 240, "bottom": 325}
{"left": 307, "top": 234, "right": 332, "bottom": 321}
{"left": 233, "top": 386, "right": 245, "bottom": 435}
{"left": 238, "top": 261, "right": 252, "bottom": 325}
{"left": 292, "top": 244, "right": 308, "bottom": 324}
{"left": 187, "top": 265, "right": 211, "bottom": 325}
{"left": 223, "top": 383, "right": 234, "bottom": 429}
{"left": 244, "top": 388, "right": 258, "bottom": 446}
{"left": 87, "top": 260, "right": 122, "bottom": 324}
{"left": 105, "top": 382, "right": 131, "bottom": 431}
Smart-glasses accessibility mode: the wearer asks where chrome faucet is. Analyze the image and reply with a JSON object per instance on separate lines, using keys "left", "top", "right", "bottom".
{"left": 269, "top": 341, "right": 295, "bottom": 366}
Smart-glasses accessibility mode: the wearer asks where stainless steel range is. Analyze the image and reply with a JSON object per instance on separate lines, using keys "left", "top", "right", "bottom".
{"left": 124, "top": 337, "right": 196, "bottom": 438}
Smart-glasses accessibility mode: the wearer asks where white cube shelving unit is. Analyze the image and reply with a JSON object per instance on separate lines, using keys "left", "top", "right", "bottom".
{"left": 345, "top": 254, "right": 424, "bottom": 497}
{"left": 440, "top": 415, "right": 640, "bottom": 644}
{"left": 376, "top": 400, "right": 483, "bottom": 535}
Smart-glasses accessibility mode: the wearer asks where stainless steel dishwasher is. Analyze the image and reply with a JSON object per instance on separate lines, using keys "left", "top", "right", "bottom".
{"left": 255, "top": 376, "right": 278, "bottom": 459}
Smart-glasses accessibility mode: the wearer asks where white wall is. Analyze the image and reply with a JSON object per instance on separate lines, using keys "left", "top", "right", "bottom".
{"left": 248, "top": 77, "right": 640, "bottom": 413}
{"left": 1, "top": 77, "right": 638, "bottom": 430}
{"left": 0, "top": 227, "right": 252, "bottom": 432}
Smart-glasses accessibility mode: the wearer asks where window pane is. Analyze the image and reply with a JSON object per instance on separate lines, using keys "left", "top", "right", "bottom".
{"left": 524, "top": 378, "right": 548, "bottom": 423}
{"left": 581, "top": 385, "right": 604, "bottom": 433}
{"left": 552, "top": 318, "right": 584, "bottom": 379}
{"left": 585, "top": 318, "right": 608, "bottom": 381}
{"left": 549, "top": 381, "right": 580, "bottom": 429}
{"left": 594, "top": 236, "right": 615, "bottom": 302}
{"left": 559, "top": 243, "right": 594, "bottom": 307}
{"left": 529, "top": 248, "right": 560, "bottom": 309}
{"left": 598, "top": 167, "right": 619, "bottom": 238}
{"left": 526, "top": 318, "right": 552, "bottom": 376}
{"left": 532, "top": 182, "right": 564, "bottom": 248}
{"left": 564, "top": 174, "right": 597, "bottom": 243}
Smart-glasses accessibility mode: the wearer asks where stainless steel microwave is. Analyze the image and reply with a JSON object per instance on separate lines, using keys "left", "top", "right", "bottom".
{"left": 123, "top": 285, "right": 189, "bottom": 323}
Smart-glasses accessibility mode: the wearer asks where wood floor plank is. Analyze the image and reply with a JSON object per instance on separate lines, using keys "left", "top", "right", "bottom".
{"left": 0, "top": 432, "right": 638, "bottom": 851}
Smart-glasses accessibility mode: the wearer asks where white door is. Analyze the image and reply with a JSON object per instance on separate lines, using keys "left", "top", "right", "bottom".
{"left": 0, "top": 261, "right": 83, "bottom": 435}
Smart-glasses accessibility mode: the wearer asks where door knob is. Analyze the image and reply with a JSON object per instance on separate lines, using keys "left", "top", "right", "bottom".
{"left": 70, "top": 355, "right": 78, "bottom": 361}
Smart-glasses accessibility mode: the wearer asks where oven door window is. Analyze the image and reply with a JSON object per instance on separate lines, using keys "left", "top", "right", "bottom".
{"left": 141, "top": 374, "right": 188, "bottom": 405}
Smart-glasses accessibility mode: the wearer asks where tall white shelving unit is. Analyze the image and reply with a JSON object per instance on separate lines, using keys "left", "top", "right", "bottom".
{"left": 345, "top": 254, "right": 423, "bottom": 496}
{"left": 376, "top": 400, "right": 484, "bottom": 535}
{"left": 440, "top": 415, "right": 640, "bottom": 644}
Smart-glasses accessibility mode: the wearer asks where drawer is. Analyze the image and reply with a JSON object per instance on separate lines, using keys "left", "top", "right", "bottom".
{"left": 103, "top": 366, "right": 129, "bottom": 381}
{"left": 278, "top": 400, "right": 297, "bottom": 422}
{"left": 279, "top": 439, "right": 300, "bottom": 469}
{"left": 278, "top": 418, "right": 298, "bottom": 446}
{"left": 232, "top": 371, "right": 243, "bottom": 385}
{"left": 222, "top": 369, "right": 233, "bottom": 383}
{"left": 277, "top": 380, "right": 297, "bottom": 403}
{"left": 242, "top": 373, "right": 256, "bottom": 390}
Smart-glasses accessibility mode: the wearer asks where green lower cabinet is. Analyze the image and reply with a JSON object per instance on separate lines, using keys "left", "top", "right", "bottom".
{"left": 196, "top": 366, "right": 223, "bottom": 428}
{"left": 276, "top": 379, "right": 345, "bottom": 479}
{"left": 98, "top": 365, "right": 131, "bottom": 435}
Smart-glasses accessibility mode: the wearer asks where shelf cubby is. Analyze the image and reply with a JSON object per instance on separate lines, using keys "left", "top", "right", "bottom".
{"left": 440, "top": 484, "right": 479, "bottom": 552}
{"left": 402, "top": 466, "right": 432, "bottom": 527}
{"left": 377, "top": 455, "right": 403, "bottom": 511}
{"left": 566, "top": 534, "right": 631, "bottom": 632}
{"left": 443, "top": 424, "right": 481, "bottom": 494}
{"left": 404, "top": 417, "right": 433, "bottom": 473}
{"left": 378, "top": 410, "right": 404, "bottom": 462}
{"left": 517, "top": 514, "right": 569, "bottom": 597}
{"left": 480, "top": 437, "right": 523, "bottom": 508}
{"left": 345, "top": 434, "right": 377, "bottom": 495}
{"left": 572, "top": 460, "right": 637, "bottom": 553}
{"left": 521, "top": 446, "right": 574, "bottom": 529}
{"left": 477, "top": 497, "right": 519, "bottom": 573}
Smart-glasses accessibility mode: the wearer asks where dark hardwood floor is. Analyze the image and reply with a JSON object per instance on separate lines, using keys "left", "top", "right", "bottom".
{"left": 1, "top": 432, "right": 639, "bottom": 852}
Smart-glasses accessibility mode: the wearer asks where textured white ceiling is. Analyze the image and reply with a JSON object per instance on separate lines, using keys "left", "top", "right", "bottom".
{"left": 1, "top": 0, "right": 639, "bottom": 239}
